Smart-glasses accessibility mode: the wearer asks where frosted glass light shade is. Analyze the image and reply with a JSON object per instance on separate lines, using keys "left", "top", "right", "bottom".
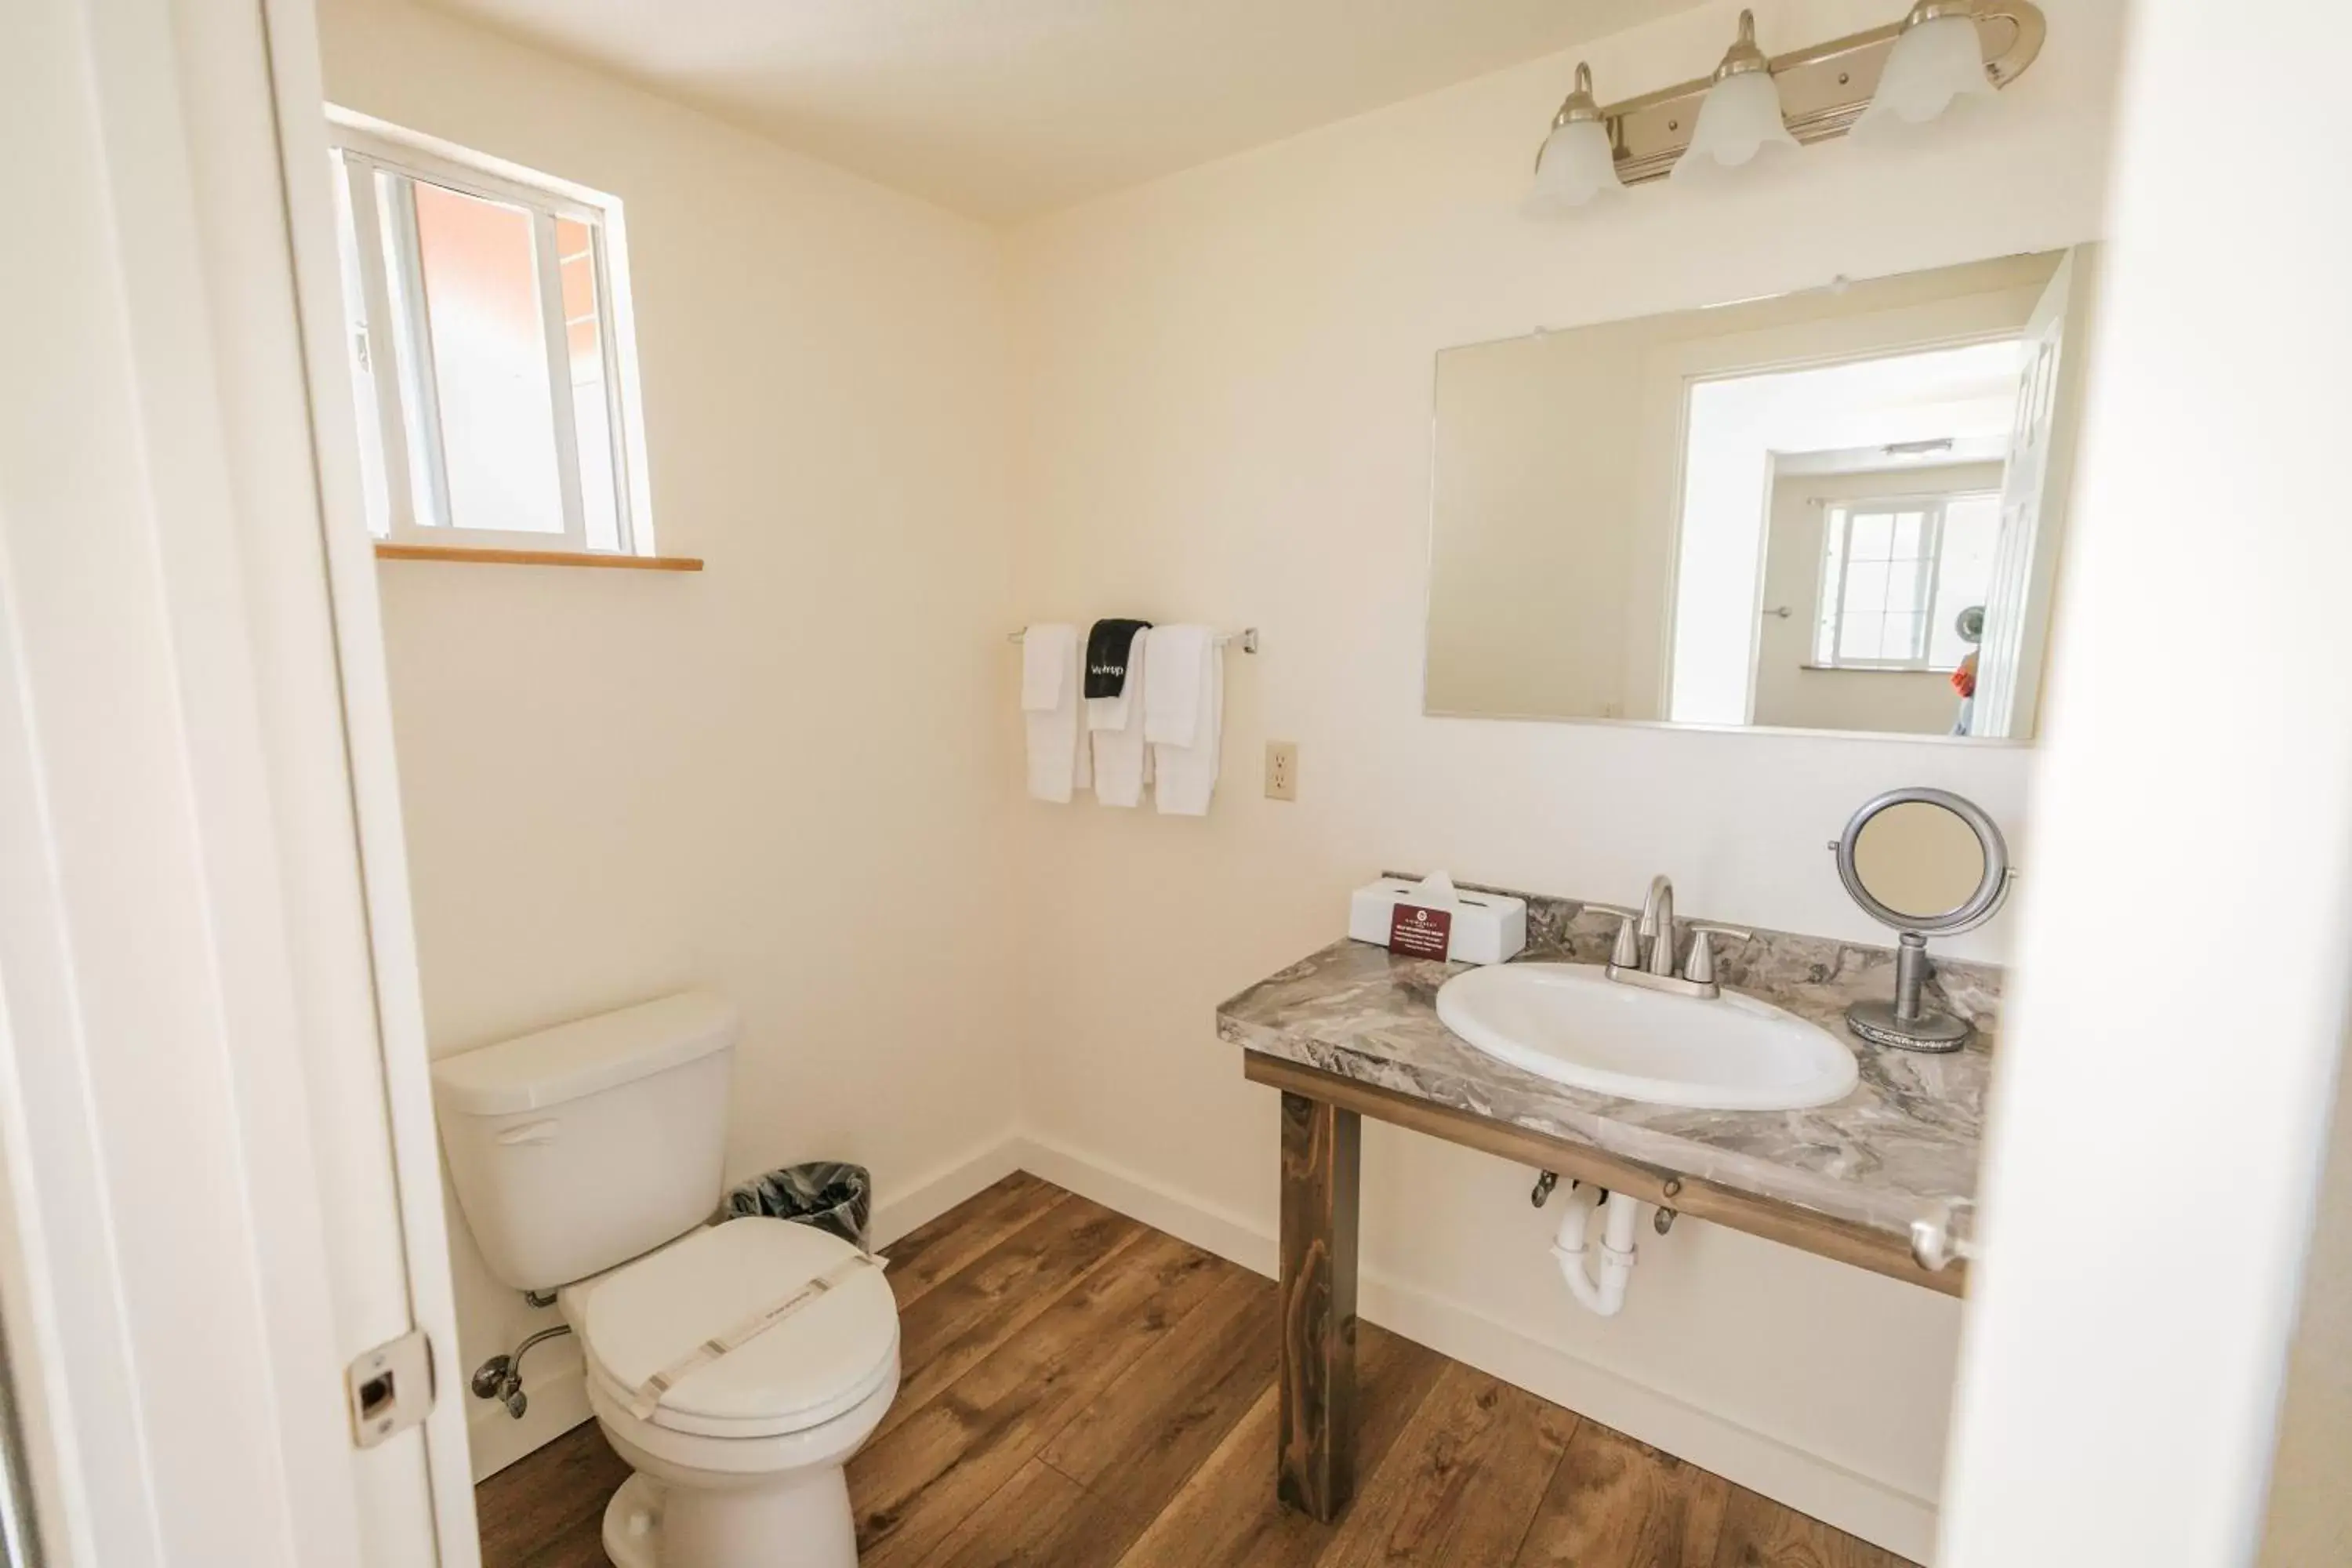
{"left": 1534, "top": 118, "right": 1625, "bottom": 209}
{"left": 1671, "top": 69, "right": 1798, "bottom": 183}
{"left": 1853, "top": 13, "right": 1996, "bottom": 141}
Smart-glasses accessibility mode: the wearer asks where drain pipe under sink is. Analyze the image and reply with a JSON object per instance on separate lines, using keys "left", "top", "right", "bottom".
{"left": 1552, "top": 1183, "right": 1641, "bottom": 1316}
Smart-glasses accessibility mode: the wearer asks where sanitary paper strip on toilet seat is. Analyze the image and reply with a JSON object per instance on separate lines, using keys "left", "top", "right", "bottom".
{"left": 623, "top": 1250, "right": 885, "bottom": 1421}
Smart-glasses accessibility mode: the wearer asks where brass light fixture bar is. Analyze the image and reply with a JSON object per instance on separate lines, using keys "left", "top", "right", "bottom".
{"left": 1559, "top": 2, "right": 2047, "bottom": 186}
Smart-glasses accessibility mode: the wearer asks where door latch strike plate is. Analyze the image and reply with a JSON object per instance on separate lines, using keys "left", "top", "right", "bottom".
{"left": 347, "top": 1330, "right": 435, "bottom": 1449}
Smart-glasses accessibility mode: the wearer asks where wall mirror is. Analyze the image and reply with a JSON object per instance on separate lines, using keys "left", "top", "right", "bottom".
{"left": 1425, "top": 247, "right": 2096, "bottom": 741}
{"left": 1832, "top": 786, "right": 2012, "bottom": 1051}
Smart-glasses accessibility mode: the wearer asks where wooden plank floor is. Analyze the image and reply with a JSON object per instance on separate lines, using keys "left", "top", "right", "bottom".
{"left": 477, "top": 1172, "right": 1916, "bottom": 1568}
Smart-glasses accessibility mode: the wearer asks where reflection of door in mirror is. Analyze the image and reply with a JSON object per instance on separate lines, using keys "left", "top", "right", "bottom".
{"left": 1976, "top": 246, "right": 2097, "bottom": 738}
{"left": 1853, "top": 800, "right": 1989, "bottom": 919}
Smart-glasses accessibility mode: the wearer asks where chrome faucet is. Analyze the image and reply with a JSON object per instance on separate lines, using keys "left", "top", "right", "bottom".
{"left": 1639, "top": 875, "right": 1675, "bottom": 978}
{"left": 1589, "top": 875, "right": 1749, "bottom": 1000}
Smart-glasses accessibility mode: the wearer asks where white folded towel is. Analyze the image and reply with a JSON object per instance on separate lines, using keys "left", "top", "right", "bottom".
{"left": 1143, "top": 624, "right": 1206, "bottom": 747}
{"left": 1021, "top": 625, "right": 1091, "bottom": 802}
{"left": 1089, "top": 627, "right": 1152, "bottom": 808}
{"left": 1144, "top": 624, "right": 1222, "bottom": 816}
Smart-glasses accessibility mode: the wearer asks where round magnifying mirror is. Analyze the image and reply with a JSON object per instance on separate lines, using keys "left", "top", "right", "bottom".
{"left": 1850, "top": 800, "right": 1988, "bottom": 922}
{"left": 1832, "top": 788, "right": 2011, "bottom": 1051}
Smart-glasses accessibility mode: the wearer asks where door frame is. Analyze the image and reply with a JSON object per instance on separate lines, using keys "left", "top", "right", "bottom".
{"left": 0, "top": 0, "right": 474, "bottom": 1562}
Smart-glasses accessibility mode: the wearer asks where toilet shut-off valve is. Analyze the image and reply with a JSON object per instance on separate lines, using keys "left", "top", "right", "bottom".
{"left": 471, "top": 1323, "right": 575, "bottom": 1420}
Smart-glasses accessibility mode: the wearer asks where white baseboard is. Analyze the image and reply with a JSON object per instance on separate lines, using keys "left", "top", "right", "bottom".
{"left": 1017, "top": 1133, "right": 1276, "bottom": 1273}
{"left": 1013, "top": 1131, "right": 1940, "bottom": 1566}
{"left": 869, "top": 1136, "right": 1029, "bottom": 1251}
{"left": 463, "top": 1134, "right": 1026, "bottom": 1483}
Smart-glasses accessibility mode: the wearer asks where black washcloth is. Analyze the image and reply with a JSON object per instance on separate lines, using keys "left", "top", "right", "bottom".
{"left": 1084, "top": 619, "right": 1152, "bottom": 699}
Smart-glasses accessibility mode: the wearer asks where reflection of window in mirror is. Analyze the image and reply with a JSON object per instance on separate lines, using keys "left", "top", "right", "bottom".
{"left": 1813, "top": 492, "right": 2001, "bottom": 672}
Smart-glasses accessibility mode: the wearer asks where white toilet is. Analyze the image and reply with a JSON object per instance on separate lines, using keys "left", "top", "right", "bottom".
{"left": 433, "top": 991, "right": 898, "bottom": 1568}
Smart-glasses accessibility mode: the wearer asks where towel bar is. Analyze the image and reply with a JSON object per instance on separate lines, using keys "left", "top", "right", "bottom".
{"left": 1007, "top": 626, "right": 1258, "bottom": 654}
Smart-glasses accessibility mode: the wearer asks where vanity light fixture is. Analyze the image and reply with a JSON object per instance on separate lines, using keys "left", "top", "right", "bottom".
{"left": 1853, "top": 0, "right": 2002, "bottom": 142}
{"left": 1533, "top": 63, "right": 1627, "bottom": 208}
{"left": 1530, "top": 0, "right": 2045, "bottom": 197}
{"left": 1671, "top": 11, "right": 1800, "bottom": 183}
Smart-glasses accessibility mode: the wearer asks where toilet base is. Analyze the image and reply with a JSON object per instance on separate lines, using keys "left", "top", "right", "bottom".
{"left": 604, "top": 1474, "right": 662, "bottom": 1568}
{"left": 601, "top": 1466, "right": 860, "bottom": 1568}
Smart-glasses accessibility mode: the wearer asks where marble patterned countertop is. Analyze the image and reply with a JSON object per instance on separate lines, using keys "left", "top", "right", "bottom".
{"left": 1215, "top": 887, "right": 1998, "bottom": 1242}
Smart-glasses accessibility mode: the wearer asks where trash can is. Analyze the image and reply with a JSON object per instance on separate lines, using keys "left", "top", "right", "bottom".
{"left": 724, "top": 1161, "right": 873, "bottom": 1250}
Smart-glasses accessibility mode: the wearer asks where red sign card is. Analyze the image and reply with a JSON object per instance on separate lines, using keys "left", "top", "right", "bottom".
{"left": 1388, "top": 902, "right": 1453, "bottom": 960}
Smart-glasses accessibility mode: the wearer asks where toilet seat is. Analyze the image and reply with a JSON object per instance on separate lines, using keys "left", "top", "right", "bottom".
{"left": 575, "top": 1218, "right": 898, "bottom": 1441}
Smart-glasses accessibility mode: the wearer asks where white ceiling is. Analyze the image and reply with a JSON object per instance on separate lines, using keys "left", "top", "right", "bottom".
{"left": 416, "top": 0, "right": 1701, "bottom": 220}
{"left": 1737, "top": 339, "right": 2032, "bottom": 470}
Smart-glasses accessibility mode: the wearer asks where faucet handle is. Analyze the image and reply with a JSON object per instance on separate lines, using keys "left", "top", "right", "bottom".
{"left": 1683, "top": 924, "right": 1752, "bottom": 987}
{"left": 1583, "top": 903, "right": 1642, "bottom": 969}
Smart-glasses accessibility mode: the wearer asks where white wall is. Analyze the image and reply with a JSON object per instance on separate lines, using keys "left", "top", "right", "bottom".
{"left": 1938, "top": 2, "right": 2352, "bottom": 1553}
{"left": 1008, "top": 0, "right": 2120, "bottom": 1553}
{"left": 314, "top": 0, "right": 1024, "bottom": 1457}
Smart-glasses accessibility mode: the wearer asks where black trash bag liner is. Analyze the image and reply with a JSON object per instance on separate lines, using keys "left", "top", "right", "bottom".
{"left": 724, "top": 1161, "right": 872, "bottom": 1250}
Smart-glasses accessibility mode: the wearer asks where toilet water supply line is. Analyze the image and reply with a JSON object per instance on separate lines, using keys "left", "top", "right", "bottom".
{"left": 1552, "top": 1182, "right": 1643, "bottom": 1317}
{"left": 474, "top": 1323, "right": 573, "bottom": 1419}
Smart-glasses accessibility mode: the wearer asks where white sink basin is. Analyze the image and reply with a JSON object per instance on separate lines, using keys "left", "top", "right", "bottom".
{"left": 1434, "top": 963, "right": 1858, "bottom": 1112}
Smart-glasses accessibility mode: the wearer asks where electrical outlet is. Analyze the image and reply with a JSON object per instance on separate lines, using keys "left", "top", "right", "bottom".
{"left": 1265, "top": 740, "right": 1298, "bottom": 801}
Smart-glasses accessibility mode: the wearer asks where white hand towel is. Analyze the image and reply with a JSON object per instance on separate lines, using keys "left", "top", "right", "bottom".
{"left": 1089, "top": 627, "right": 1152, "bottom": 808}
{"left": 1145, "top": 625, "right": 1222, "bottom": 816}
{"left": 1020, "top": 623, "right": 1069, "bottom": 712}
{"left": 1143, "top": 624, "right": 1207, "bottom": 746}
{"left": 1022, "top": 625, "right": 1091, "bottom": 802}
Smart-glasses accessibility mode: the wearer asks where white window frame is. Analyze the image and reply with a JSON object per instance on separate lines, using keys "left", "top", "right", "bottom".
{"left": 1813, "top": 490, "right": 1997, "bottom": 673}
{"left": 327, "top": 113, "right": 655, "bottom": 556}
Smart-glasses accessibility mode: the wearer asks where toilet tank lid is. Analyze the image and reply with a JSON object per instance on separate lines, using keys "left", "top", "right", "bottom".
{"left": 432, "top": 991, "right": 739, "bottom": 1116}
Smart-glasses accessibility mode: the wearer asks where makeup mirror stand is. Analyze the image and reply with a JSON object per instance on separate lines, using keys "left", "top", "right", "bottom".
{"left": 1832, "top": 786, "right": 2013, "bottom": 1053}
{"left": 1849, "top": 931, "right": 1971, "bottom": 1051}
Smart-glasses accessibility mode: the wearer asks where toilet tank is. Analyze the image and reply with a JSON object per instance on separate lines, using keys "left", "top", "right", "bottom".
{"left": 432, "top": 991, "right": 738, "bottom": 1292}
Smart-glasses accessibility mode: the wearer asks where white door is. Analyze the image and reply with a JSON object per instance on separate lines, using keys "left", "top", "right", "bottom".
{"left": 1938, "top": 3, "right": 2352, "bottom": 1565}
{"left": 0, "top": 0, "right": 473, "bottom": 1563}
{"left": 1970, "top": 245, "right": 2096, "bottom": 739}
{"left": 1748, "top": 472, "right": 1813, "bottom": 722}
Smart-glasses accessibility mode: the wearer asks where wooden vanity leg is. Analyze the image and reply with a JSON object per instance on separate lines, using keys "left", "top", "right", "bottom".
{"left": 1277, "top": 1090, "right": 1360, "bottom": 1521}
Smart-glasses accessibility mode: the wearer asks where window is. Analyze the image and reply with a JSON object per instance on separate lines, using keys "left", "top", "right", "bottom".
{"left": 328, "top": 118, "right": 648, "bottom": 554}
{"left": 1813, "top": 492, "right": 2001, "bottom": 671}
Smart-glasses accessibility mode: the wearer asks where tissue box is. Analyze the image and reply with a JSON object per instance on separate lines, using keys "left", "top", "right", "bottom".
{"left": 1347, "top": 876, "right": 1526, "bottom": 966}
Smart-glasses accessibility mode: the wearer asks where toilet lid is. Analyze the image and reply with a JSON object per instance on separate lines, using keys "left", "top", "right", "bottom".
{"left": 579, "top": 1218, "right": 898, "bottom": 1439}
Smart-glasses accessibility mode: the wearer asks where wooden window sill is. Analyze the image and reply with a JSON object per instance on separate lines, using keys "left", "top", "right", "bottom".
{"left": 1798, "top": 662, "right": 1954, "bottom": 675}
{"left": 372, "top": 543, "right": 703, "bottom": 572}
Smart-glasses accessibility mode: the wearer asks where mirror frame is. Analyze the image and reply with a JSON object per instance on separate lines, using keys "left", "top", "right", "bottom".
{"left": 1833, "top": 786, "right": 2012, "bottom": 935}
